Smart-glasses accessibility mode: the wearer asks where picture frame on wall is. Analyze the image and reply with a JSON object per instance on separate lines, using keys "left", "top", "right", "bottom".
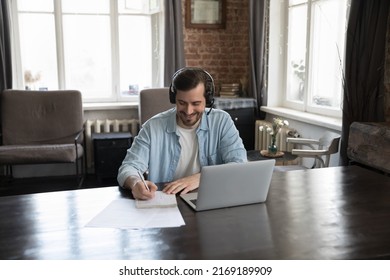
{"left": 185, "top": 0, "right": 226, "bottom": 29}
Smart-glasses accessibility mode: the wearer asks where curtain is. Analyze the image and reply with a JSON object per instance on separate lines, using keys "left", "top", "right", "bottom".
{"left": 340, "top": 0, "right": 390, "bottom": 165}
{"left": 248, "top": 0, "right": 266, "bottom": 118}
{"left": 0, "top": 0, "right": 12, "bottom": 92}
{"left": 163, "top": 0, "right": 186, "bottom": 86}
{"left": 0, "top": 0, "right": 12, "bottom": 145}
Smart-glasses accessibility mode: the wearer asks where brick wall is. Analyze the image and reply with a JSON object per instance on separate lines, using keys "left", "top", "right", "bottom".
{"left": 182, "top": 0, "right": 250, "bottom": 94}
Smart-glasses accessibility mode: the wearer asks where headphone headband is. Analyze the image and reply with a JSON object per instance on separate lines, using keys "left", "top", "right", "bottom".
{"left": 169, "top": 67, "right": 215, "bottom": 107}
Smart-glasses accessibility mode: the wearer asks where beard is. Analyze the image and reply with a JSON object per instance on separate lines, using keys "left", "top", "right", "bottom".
{"left": 177, "top": 110, "right": 203, "bottom": 128}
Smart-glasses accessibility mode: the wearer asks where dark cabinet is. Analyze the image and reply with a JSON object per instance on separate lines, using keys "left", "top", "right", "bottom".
{"left": 92, "top": 132, "right": 132, "bottom": 181}
{"left": 225, "top": 107, "right": 255, "bottom": 150}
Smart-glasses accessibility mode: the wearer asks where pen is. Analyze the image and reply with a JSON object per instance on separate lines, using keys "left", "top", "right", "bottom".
{"left": 137, "top": 171, "right": 150, "bottom": 192}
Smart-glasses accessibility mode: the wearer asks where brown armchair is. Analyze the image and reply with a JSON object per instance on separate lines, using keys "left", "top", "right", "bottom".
{"left": 0, "top": 89, "right": 85, "bottom": 186}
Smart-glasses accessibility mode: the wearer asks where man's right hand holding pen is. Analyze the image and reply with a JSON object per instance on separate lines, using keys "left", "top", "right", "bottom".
{"left": 124, "top": 172, "right": 158, "bottom": 200}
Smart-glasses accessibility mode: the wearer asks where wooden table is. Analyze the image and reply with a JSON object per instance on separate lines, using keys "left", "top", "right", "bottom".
{"left": 247, "top": 149, "right": 297, "bottom": 164}
{"left": 1, "top": 166, "right": 390, "bottom": 260}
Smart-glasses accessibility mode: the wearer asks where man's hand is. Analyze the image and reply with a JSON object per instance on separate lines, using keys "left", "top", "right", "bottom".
{"left": 162, "top": 173, "right": 201, "bottom": 195}
{"left": 124, "top": 176, "right": 158, "bottom": 200}
{"left": 132, "top": 180, "right": 158, "bottom": 200}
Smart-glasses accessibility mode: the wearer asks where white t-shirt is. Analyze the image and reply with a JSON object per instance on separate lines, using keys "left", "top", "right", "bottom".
{"left": 174, "top": 125, "right": 201, "bottom": 180}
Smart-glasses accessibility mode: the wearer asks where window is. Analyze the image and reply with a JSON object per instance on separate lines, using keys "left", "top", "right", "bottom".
{"left": 10, "top": 0, "right": 164, "bottom": 102}
{"left": 269, "top": 0, "right": 350, "bottom": 117}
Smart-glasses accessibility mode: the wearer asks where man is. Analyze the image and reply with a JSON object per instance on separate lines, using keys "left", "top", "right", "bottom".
{"left": 117, "top": 67, "right": 247, "bottom": 200}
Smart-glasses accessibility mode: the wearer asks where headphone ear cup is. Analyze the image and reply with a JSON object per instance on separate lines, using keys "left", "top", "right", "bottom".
{"left": 169, "top": 84, "right": 176, "bottom": 104}
{"left": 206, "top": 92, "right": 212, "bottom": 106}
{"left": 205, "top": 75, "right": 215, "bottom": 107}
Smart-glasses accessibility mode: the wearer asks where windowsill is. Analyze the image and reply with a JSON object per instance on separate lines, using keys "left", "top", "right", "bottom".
{"left": 261, "top": 106, "right": 342, "bottom": 131}
{"left": 83, "top": 101, "right": 138, "bottom": 111}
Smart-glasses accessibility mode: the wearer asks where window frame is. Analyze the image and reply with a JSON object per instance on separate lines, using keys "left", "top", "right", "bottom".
{"left": 268, "top": 0, "right": 350, "bottom": 118}
{"left": 9, "top": 0, "right": 165, "bottom": 103}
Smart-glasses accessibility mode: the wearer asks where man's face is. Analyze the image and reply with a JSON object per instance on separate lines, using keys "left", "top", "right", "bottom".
{"left": 175, "top": 82, "right": 206, "bottom": 128}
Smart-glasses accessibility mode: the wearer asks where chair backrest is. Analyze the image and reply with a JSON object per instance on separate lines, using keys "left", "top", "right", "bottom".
{"left": 138, "top": 88, "right": 174, "bottom": 126}
{"left": 318, "top": 131, "right": 341, "bottom": 154}
{"left": 319, "top": 131, "right": 341, "bottom": 167}
{"left": 1, "top": 90, "right": 84, "bottom": 145}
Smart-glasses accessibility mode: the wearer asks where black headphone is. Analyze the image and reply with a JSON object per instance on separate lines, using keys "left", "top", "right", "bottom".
{"left": 169, "top": 67, "right": 215, "bottom": 108}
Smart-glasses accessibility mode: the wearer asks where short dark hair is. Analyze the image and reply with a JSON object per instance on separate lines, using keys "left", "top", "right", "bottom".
{"left": 169, "top": 67, "right": 215, "bottom": 106}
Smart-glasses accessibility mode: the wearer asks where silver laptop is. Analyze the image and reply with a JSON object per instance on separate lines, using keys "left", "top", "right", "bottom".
{"left": 180, "top": 159, "right": 275, "bottom": 211}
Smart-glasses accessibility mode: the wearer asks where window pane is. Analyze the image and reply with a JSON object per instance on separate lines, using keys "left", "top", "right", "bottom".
{"left": 13, "top": 0, "right": 163, "bottom": 102}
{"left": 308, "top": 0, "right": 347, "bottom": 109}
{"left": 286, "top": 4, "right": 307, "bottom": 103}
{"left": 62, "top": 0, "right": 109, "bottom": 14}
{"left": 63, "top": 15, "right": 112, "bottom": 100}
{"left": 118, "top": 15, "right": 152, "bottom": 97}
{"left": 121, "top": 0, "right": 146, "bottom": 12}
{"left": 17, "top": 0, "right": 53, "bottom": 12}
{"left": 119, "top": 0, "right": 161, "bottom": 14}
{"left": 289, "top": 0, "right": 307, "bottom": 6}
{"left": 18, "top": 14, "right": 58, "bottom": 90}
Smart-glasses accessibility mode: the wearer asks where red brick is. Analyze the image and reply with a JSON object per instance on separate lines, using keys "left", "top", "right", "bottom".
{"left": 182, "top": 0, "right": 249, "bottom": 85}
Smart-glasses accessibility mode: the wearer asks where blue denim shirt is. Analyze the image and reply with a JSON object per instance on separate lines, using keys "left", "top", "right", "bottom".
{"left": 117, "top": 108, "right": 247, "bottom": 186}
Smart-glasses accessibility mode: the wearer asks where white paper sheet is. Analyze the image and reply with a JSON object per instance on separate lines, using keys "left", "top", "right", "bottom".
{"left": 85, "top": 198, "right": 185, "bottom": 229}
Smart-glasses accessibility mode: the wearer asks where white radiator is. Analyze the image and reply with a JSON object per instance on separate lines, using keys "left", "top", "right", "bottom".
{"left": 84, "top": 119, "right": 139, "bottom": 170}
{"left": 255, "top": 120, "right": 297, "bottom": 152}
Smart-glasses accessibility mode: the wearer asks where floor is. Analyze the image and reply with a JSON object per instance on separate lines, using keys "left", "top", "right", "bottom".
{"left": 0, "top": 174, "right": 118, "bottom": 197}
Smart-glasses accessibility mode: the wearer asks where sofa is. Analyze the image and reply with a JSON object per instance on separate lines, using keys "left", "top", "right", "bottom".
{"left": 347, "top": 122, "right": 390, "bottom": 174}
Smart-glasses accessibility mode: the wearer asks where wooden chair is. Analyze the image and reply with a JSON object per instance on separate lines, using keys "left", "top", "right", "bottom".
{"left": 0, "top": 89, "right": 85, "bottom": 186}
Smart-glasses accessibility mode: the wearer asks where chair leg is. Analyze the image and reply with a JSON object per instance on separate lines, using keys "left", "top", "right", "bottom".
{"left": 314, "top": 156, "right": 325, "bottom": 168}
{"left": 0, "top": 165, "right": 14, "bottom": 185}
{"left": 7, "top": 165, "right": 14, "bottom": 178}
{"left": 76, "top": 157, "right": 85, "bottom": 188}
{"left": 324, "top": 155, "right": 330, "bottom": 167}
{"left": 80, "top": 156, "right": 85, "bottom": 187}
{"left": 1, "top": 165, "right": 11, "bottom": 181}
